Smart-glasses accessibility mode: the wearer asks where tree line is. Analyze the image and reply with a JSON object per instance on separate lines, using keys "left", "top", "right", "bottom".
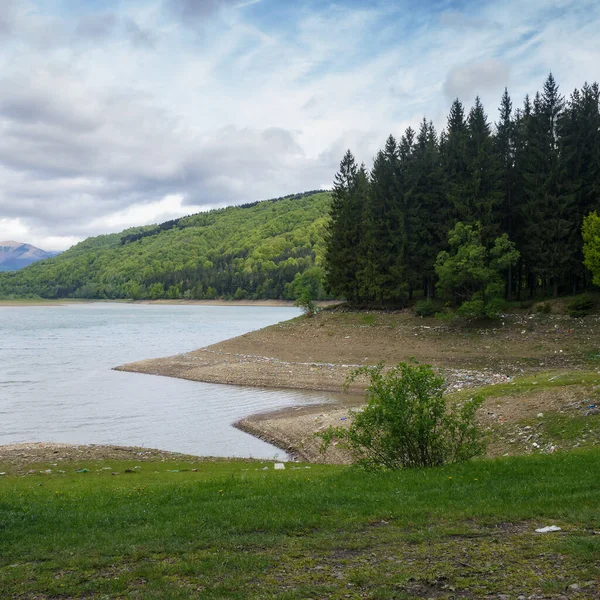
{"left": 326, "top": 74, "right": 600, "bottom": 307}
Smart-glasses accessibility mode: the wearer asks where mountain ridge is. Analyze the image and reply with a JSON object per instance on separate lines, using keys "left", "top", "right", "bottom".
{"left": 0, "top": 241, "right": 58, "bottom": 272}
{"left": 0, "top": 191, "right": 332, "bottom": 299}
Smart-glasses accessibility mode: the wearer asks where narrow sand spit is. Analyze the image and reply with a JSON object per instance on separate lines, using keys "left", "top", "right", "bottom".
{"left": 116, "top": 310, "right": 600, "bottom": 463}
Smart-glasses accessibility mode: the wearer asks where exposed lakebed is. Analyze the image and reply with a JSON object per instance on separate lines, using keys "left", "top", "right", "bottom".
{"left": 0, "top": 303, "right": 339, "bottom": 459}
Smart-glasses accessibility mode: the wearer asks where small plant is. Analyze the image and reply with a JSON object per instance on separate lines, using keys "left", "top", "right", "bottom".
{"left": 361, "top": 314, "right": 377, "bottom": 326}
{"left": 318, "top": 362, "right": 485, "bottom": 470}
{"left": 535, "top": 301, "right": 552, "bottom": 314}
{"left": 295, "top": 291, "right": 318, "bottom": 317}
{"left": 567, "top": 294, "right": 596, "bottom": 318}
{"left": 414, "top": 299, "right": 437, "bottom": 317}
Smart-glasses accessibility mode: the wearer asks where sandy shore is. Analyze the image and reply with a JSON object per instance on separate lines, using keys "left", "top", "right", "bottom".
{"left": 116, "top": 309, "right": 600, "bottom": 462}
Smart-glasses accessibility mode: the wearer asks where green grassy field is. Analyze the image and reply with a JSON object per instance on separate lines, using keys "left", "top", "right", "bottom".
{"left": 1, "top": 451, "right": 599, "bottom": 598}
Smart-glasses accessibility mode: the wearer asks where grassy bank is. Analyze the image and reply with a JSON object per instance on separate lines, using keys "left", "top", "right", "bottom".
{"left": 1, "top": 451, "right": 599, "bottom": 598}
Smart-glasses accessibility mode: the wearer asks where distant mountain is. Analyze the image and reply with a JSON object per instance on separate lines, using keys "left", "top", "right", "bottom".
{"left": 0, "top": 241, "right": 58, "bottom": 272}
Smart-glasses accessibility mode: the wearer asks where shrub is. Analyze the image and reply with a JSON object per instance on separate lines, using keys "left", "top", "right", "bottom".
{"left": 567, "top": 294, "right": 596, "bottom": 318}
{"left": 319, "top": 362, "right": 485, "bottom": 470}
{"left": 435, "top": 222, "right": 519, "bottom": 319}
{"left": 414, "top": 299, "right": 437, "bottom": 317}
{"left": 535, "top": 301, "right": 552, "bottom": 314}
{"left": 295, "top": 291, "right": 318, "bottom": 317}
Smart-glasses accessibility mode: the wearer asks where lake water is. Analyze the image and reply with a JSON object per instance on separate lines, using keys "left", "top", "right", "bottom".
{"left": 0, "top": 303, "right": 336, "bottom": 459}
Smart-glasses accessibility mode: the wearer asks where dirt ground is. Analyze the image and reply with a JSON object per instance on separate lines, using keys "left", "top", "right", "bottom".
{"left": 118, "top": 309, "right": 599, "bottom": 393}
{"left": 116, "top": 308, "right": 600, "bottom": 462}
{"left": 237, "top": 383, "right": 599, "bottom": 463}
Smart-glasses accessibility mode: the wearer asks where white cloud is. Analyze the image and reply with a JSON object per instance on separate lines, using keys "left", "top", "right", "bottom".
{"left": 0, "top": 0, "right": 599, "bottom": 250}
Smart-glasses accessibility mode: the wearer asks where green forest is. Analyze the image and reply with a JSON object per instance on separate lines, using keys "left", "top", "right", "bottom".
{"left": 326, "top": 74, "right": 600, "bottom": 314}
{"left": 0, "top": 191, "right": 331, "bottom": 301}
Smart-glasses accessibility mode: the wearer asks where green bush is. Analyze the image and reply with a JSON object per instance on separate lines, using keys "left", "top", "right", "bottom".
{"left": 567, "top": 294, "right": 596, "bottom": 318}
{"left": 535, "top": 301, "right": 552, "bottom": 314}
{"left": 319, "top": 362, "right": 485, "bottom": 470}
{"left": 414, "top": 299, "right": 437, "bottom": 317}
{"left": 295, "top": 291, "right": 318, "bottom": 317}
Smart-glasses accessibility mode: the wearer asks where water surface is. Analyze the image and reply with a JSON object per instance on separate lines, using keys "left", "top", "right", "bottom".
{"left": 0, "top": 303, "right": 336, "bottom": 459}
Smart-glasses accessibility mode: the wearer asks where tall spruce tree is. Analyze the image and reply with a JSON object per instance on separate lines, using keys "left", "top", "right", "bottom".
{"left": 325, "top": 150, "right": 362, "bottom": 301}
{"left": 465, "top": 96, "right": 503, "bottom": 244}
{"left": 495, "top": 88, "right": 516, "bottom": 297}
{"left": 520, "top": 75, "right": 574, "bottom": 296}
{"left": 367, "top": 136, "right": 407, "bottom": 303}
{"left": 405, "top": 119, "right": 448, "bottom": 298}
{"left": 398, "top": 127, "right": 416, "bottom": 296}
{"left": 355, "top": 164, "right": 378, "bottom": 303}
{"left": 442, "top": 99, "right": 469, "bottom": 227}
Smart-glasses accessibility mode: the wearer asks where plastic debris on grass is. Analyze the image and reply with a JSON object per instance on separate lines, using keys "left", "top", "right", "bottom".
{"left": 535, "top": 525, "right": 562, "bottom": 533}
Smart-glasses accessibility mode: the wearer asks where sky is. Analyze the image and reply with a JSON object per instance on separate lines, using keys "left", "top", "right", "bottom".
{"left": 0, "top": 0, "right": 599, "bottom": 251}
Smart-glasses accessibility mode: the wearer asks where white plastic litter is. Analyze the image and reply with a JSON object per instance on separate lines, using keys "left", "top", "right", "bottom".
{"left": 274, "top": 463, "right": 285, "bottom": 470}
{"left": 535, "top": 525, "right": 562, "bottom": 533}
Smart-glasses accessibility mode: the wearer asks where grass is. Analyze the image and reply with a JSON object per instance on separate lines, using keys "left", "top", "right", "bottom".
{"left": 1, "top": 451, "right": 599, "bottom": 598}
{"left": 451, "top": 369, "right": 600, "bottom": 401}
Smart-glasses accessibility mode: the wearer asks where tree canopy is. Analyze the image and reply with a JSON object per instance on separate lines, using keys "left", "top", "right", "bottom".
{"left": 326, "top": 74, "right": 600, "bottom": 306}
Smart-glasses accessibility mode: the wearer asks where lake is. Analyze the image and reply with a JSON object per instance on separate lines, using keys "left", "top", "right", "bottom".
{"left": 0, "top": 303, "right": 336, "bottom": 459}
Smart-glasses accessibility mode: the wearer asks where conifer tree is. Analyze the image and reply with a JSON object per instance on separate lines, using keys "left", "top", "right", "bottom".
{"left": 355, "top": 164, "right": 378, "bottom": 303}
{"left": 367, "top": 136, "right": 407, "bottom": 303}
{"left": 443, "top": 100, "right": 469, "bottom": 224}
{"left": 405, "top": 119, "right": 447, "bottom": 298}
{"left": 324, "top": 73, "right": 600, "bottom": 307}
{"left": 495, "top": 88, "right": 516, "bottom": 297}
{"left": 559, "top": 83, "right": 600, "bottom": 289}
{"left": 325, "top": 150, "right": 362, "bottom": 301}
{"left": 466, "top": 96, "right": 503, "bottom": 244}
{"left": 520, "top": 75, "right": 574, "bottom": 296}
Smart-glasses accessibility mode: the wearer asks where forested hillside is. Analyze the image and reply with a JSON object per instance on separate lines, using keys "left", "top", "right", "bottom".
{"left": 0, "top": 192, "right": 331, "bottom": 300}
{"left": 327, "top": 74, "right": 600, "bottom": 310}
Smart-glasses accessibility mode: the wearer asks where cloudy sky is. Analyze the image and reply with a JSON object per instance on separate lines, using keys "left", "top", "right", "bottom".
{"left": 1, "top": 0, "right": 599, "bottom": 251}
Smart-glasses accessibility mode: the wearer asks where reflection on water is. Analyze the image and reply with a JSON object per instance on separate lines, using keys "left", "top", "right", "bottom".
{"left": 0, "top": 303, "right": 338, "bottom": 459}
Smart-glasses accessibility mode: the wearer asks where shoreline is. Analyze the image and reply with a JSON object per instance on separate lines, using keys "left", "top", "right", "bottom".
{"left": 0, "top": 442, "right": 209, "bottom": 469}
{"left": 0, "top": 298, "right": 339, "bottom": 308}
{"left": 117, "top": 309, "right": 600, "bottom": 463}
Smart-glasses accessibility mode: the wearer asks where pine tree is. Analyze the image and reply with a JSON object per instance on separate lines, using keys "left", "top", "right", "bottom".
{"left": 442, "top": 99, "right": 469, "bottom": 226}
{"left": 398, "top": 127, "right": 416, "bottom": 296}
{"left": 405, "top": 119, "right": 448, "bottom": 298}
{"left": 355, "top": 165, "right": 378, "bottom": 303}
{"left": 520, "top": 75, "right": 574, "bottom": 296}
{"left": 465, "top": 96, "right": 503, "bottom": 244}
{"left": 495, "top": 88, "right": 516, "bottom": 298}
{"left": 325, "top": 150, "right": 362, "bottom": 301}
{"left": 367, "top": 136, "right": 407, "bottom": 303}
